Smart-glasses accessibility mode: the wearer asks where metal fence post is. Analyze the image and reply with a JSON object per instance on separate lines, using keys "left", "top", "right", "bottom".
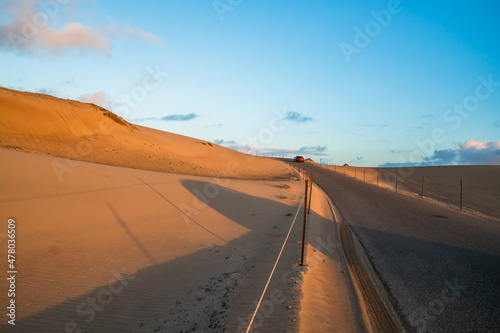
{"left": 460, "top": 180, "right": 463, "bottom": 210}
{"left": 395, "top": 170, "right": 398, "bottom": 191}
{"left": 308, "top": 173, "right": 313, "bottom": 214}
{"left": 421, "top": 175, "right": 425, "bottom": 198}
{"left": 300, "top": 180, "right": 309, "bottom": 266}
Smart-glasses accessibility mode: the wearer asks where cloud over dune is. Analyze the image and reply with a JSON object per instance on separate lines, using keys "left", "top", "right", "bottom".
{"left": 422, "top": 149, "right": 457, "bottom": 165}
{"left": 380, "top": 139, "right": 500, "bottom": 167}
{"left": 459, "top": 139, "right": 500, "bottom": 165}
{"left": 131, "top": 113, "right": 199, "bottom": 123}
{"left": 284, "top": 111, "right": 312, "bottom": 123}
{"left": 79, "top": 91, "right": 107, "bottom": 106}
{"left": 212, "top": 139, "right": 236, "bottom": 146}
{"left": 211, "top": 140, "right": 328, "bottom": 157}
{"left": 298, "top": 145, "right": 327, "bottom": 153}
{"left": 161, "top": 113, "right": 198, "bottom": 121}
{"left": 0, "top": 0, "right": 163, "bottom": 56}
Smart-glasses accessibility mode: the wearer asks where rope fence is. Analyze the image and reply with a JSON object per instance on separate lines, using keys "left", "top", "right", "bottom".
{"left": 245, "top": 162, "right": 314, "bottom": 332}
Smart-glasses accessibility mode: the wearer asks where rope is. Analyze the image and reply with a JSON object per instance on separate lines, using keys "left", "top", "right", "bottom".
{"left": 245, "top": 195, "right": 305, "bottom": 333}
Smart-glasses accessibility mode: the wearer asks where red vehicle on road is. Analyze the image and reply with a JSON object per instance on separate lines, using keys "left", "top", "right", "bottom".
{"left": 294, "top": 156, "right": 305, "bottom": 162}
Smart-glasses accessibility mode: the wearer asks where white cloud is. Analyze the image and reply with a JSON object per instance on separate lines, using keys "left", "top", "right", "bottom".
{"left": 104, "top": 22, "right": 164, "bottom": 46}
{"left": 380, "top": 139, "right": 500, "bottom": 167}
{"left": 0, "top": 0, "right": 163, "bottom": 57}
{"left": 461, "top": 139, "right": 489, "bottom": 151}
{"left": 459, "top": 139, "right": 500, "bottom": 165}
{"left": 79, "top": 91, "right": 107, "bottom": 106}
{"left": 209, "top": 140, "right": 328, "bottom": 157}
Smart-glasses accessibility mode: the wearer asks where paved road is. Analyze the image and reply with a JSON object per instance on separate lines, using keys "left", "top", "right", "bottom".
{"left": 305, "top": 163, "right": 500, "bottom": 333}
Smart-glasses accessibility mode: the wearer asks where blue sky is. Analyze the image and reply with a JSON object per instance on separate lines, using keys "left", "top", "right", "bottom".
{"left": 1, "top": 0, "right": 499, "bottom": 166}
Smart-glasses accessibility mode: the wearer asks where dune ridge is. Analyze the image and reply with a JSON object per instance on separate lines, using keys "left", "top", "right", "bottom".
{"left": 0, "top": 148, "right": 307, "bottom": 332}
{"left": 0, "top": 88, "right": 362, "bottom": 331}
{"left": 0, "top": 87, "right": 296, "bottom": 180}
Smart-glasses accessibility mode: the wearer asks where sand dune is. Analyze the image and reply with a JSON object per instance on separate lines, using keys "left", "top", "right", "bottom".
{"left": 0, "top": 87, "right": 296, "bottom": 180}
{"left": 0, "top": 88, "right": 362, "bottom": 331}
{"left": 0, "top": 149, "right": 304, "bottom": 332}
{"left": 2, "top": 85, "right": 496, "bottom": 331}
{"left": 0, "top": 149, "right": 359, "bottom": 332}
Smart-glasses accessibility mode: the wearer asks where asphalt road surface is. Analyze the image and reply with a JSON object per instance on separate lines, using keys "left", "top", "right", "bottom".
{"left": 305, "top": 163, "right": 500, "bottom": 333}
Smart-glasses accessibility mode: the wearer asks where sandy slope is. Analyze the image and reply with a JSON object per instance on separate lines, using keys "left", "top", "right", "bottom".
{"left": 319, "top": 163, "right": 500, "bottom": 220}
{"left": 0, "top": 149, "right": 361, "bottom": 332}
{"left": 0, "top": 87, "right": 295, "bottom": 180}
{"left": 0, "top": 87, "right": 363, "bottom": 331}
{"left": 0, "top": 149, "right": 306, "bottom": 332}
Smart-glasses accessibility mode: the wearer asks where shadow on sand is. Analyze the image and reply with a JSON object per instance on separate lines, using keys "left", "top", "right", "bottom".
{"left": 1, "top": 179, "right": 330, "bottom": 332}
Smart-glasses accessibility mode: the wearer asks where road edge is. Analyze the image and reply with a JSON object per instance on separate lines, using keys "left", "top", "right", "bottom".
{"left": 320, "top": 184, "right": 405, "bottom": 333}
